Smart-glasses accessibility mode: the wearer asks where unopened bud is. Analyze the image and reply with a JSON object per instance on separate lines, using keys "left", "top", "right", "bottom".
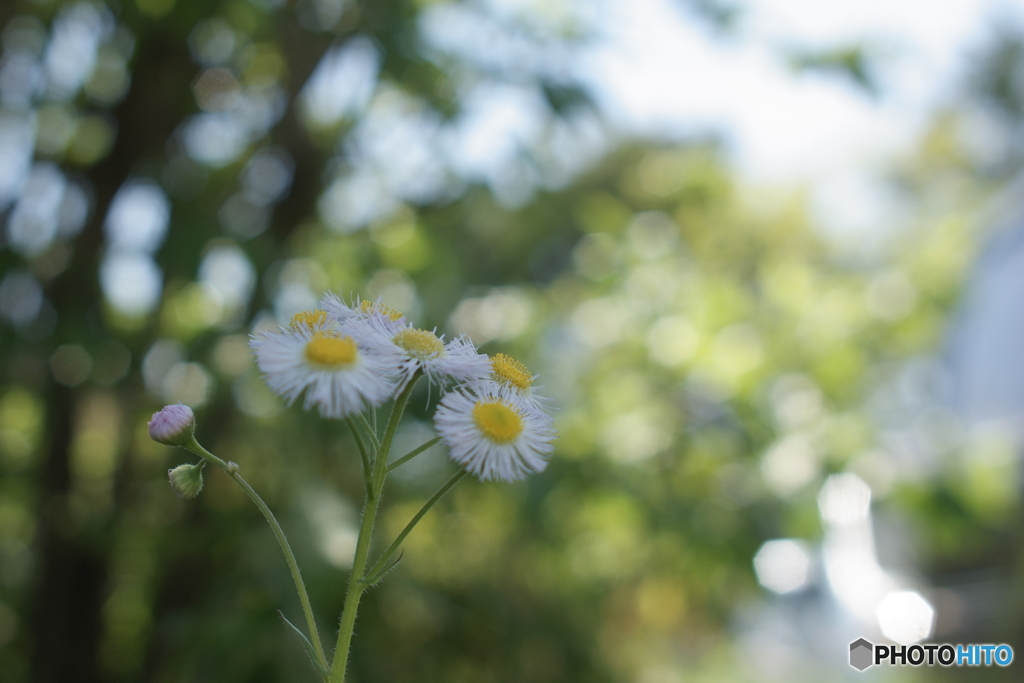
{"left": 148, "top": 404, "right": 196, "bottom": 447}
{"left": 168, "top": 463, "right": 205, "bottom": 498}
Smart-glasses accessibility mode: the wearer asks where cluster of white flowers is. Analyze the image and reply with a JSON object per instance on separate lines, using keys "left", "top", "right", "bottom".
{"left": 250, "top": 293, "right": 556, "bottom": 482}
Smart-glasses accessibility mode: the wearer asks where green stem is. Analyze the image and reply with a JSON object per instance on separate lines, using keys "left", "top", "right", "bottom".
{"left": 357, "top": 413, "right": 379, "bottom": 451}
{"left": 186, "top": 439, "right": 329, "bottom": 679}
{"left": 329, "top": 375, "right": 419, "bottom": 683}
{"left": 345, "top": 417, "right": 373, "bottom": 499}
{"left": 386, "top": 436, "right": 442, "bottom": 473}
{"left": 364, "top": 469, "right": 466, "bottom": 582}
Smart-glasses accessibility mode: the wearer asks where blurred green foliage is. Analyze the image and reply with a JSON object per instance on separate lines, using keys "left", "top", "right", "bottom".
{"left": 1, "top": 1, "right": 1023, "bottom": 682}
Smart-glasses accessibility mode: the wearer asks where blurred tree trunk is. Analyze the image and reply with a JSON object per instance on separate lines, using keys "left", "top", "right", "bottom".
{"left": 27, "top": 24, "right": 192, "bottom": 683}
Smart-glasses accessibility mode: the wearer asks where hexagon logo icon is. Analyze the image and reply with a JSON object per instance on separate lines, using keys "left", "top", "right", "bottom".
{"left": 849, "top": 638, "right": 873, "bottom": 671}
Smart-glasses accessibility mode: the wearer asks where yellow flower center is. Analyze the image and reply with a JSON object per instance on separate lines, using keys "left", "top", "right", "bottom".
{"left": 392, "top": 328, "right": 445, "bottom": 360}
{"left": 360, "top": 300, "right": 403, "bottom": 321}
{"left": 290, "top": 309, "right": 329, "bottom": 330}
{"left": 472, "top": 401, "right": 524, "bottom": 443}
{"left": 491, "top": 353, "right": 532, "bottom": 391}
{"left": 304, "top": 332, "right": 358, "bottom": 368}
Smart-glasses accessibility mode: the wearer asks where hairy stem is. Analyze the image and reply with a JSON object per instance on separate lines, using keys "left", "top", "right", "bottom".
{"left": 329, "top": 375, "right": 419, "bottom": 683}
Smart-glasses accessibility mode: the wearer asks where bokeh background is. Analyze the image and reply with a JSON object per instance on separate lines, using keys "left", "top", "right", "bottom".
{"left": 3, "top": 0, "right": 1024, "bottom": 681}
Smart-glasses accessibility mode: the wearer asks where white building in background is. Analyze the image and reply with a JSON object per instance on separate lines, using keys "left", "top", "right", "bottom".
{"left": 742, "top": 185, "right": 1024, "bottom": 679}
{"left": 950, "top": 194, "right": 1024, "bottom": 437}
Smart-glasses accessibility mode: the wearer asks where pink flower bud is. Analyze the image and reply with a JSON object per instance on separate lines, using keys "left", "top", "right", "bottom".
{"left": 148, "top": 404, "right": 196, "bottom": 446}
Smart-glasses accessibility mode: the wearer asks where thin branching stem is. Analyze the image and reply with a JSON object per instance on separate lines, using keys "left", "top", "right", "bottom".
{"left": 385, "top": 436, "right": 442, "bottom": 473}
{"left": 186, "top": 439, "right": 330, "bottom": 680}
{"left": 357, "top": 413, "right": 379, "bottom": 450}
{"left": 363, "top": 468, "right": 466, "bottom": 583}
{"left": 345, "top": 417, "right": 373, "bottom": 499}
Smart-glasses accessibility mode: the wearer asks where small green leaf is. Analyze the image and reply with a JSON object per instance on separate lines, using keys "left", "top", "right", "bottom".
{"left": 278, "top": 611, "right": 330, "bottom": 676}
{"left": 362, "top": 550, "right": 404, "bottom": 587}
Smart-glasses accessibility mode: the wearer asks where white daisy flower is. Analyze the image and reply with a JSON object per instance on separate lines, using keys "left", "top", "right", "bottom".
{"left": 250, "top": 319, "right": 399, "bottom": 418}
{"left": 466, "top": 353, "right": 551, "bottom": 413}
{"left": 434, "top": 386, "right": 556, "bottom": 482}
{"left": 319, "top": 292, "right": 407, "bottom": 335}
{"left": 343, "top": 317, "right": 490, "bottom": 390}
